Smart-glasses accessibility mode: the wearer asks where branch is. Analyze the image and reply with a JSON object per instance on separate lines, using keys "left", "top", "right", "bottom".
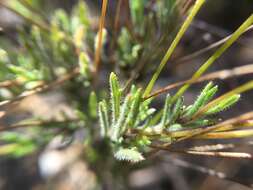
{"left": 0, "top": 67, "right": 80, "bottom": 108}
{"left": 145, "top": 64, "right": 253, "bottom": 99}
{"left": 173, "top": 25, "right": 253, "bottom": 64}
{"left": 94, "top": 0, "right": 108, "bottom": 75}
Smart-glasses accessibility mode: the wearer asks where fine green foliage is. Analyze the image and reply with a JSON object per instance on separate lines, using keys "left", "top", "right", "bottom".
{"left": 0, "top": 1, "right": 92, "bottom": 100}
{"left": 205, "top": 94, "right": 240, "bottom": 115}
{"left": 0, "top": 0, "right": 252, "bottom": 181}
{"left": 114, "top": 148, "right": 144, "bottom": 163}
{"left": 98, "top": 73, "right": 240, "bottom": 162}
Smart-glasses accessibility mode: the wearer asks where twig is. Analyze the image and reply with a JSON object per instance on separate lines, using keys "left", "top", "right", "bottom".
{"left": 143, "top": 0, "right": 206, "bottom": 97}
{"left": 94, "top": 0, "right": 108, "bottom": 75}
{"left": 173, "top": 25, "right": 253, "bottom": 64}
{"left": 0, "top": 67, "right": 80, "bottom": 108}
{"left": 189, "top": 141, "right": 253, "bottom": 152}
{"left": 171, "top": 150, "right": 253, "bottom": 159}
{"left": 145, "top": 64, "right": 253, "bottom": 99}
{"left": 114, "top": 0, "right": 123, "bottom": 33}
{"left": 152, "top": 144, "right": 253, "bottom": 159}
{"left": 192, "top": 19, "right": 253, "bottom": 47}
{"left": 177, "top": 111, "right": 253, "bottom": 143}
{"left": 180, "top": 0, "right": 194, "bottom": 15}
{"left": 163, "top": 157, "right": 253, "bottom": 187}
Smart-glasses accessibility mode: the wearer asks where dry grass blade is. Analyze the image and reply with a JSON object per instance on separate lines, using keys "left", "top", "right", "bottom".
{"left": 94, "top": 0, "right": 108, "bottom": 75}
{"left": 163, "top": 157, "right": 253, "bottom": 188}
{"left": 194, "top": 129, "right": 253, "bottom": 139}
{"left": 143, "top": 0, "right": 206, "bottom": 97}
{"left": 114, "top": 0, "right": 123, "bottom": 33}
{"left": 176, "top": 111, "right": 253, "bottom": 143}
{"left": 170, "top": 15, "right": 253, "bottom": 103}
{"left": 190, "top": 143, "right": 236, "bottom": 152}
{"left": 167, "top": 119, "right": 253, "bottom": 139}
{"left": 154, "top": 145, "right": 253, "bottom": 159}
{"left": 190, "top": 141, "right": 253, "bottom": 152}
{"left": 174, "top": 150, "right": 253, "bottom": 159}
{"left": 173, "top": 25, "right": 253, "bottom": 64}
{"left": 145, "top": 64, "right": 253, "bottom": 99}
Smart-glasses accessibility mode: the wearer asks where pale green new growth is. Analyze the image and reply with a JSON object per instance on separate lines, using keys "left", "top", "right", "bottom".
{"left": 171, "top": 14, "right": 253, "bottom": 103}
{"left": 114, "top": 148, "right": 144, "bottom": 163}
{"left": 111, "top": 95, "right": 131, "bottom": 142}
{"left": 79, "top": 52, "right": 90, "bottom": 77}
{"left": 184, "top": 82, "right": 218, "bottom": 118}
{"left": 110, "top": 72, "right": 122, "bottom": 125}
{"left": 170, "top": 97, "right": 183, "bottom": 124}
{"left": 161, "top": 94, "right": 171, "bottom": 128}
{"left": 98, "top": 101, "right": 109, "bottom": 137}
{"left": 88, "top": 91, "right": 98, "bottom": 119}
{"left": 98, "top": 73, "right": 240, "bottom": 162}
{"left": 205, "top": 94, "right": 240, "bottom": 115}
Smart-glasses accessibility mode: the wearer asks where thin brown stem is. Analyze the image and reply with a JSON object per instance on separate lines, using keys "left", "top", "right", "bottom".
{"left": 172, "top": 150, "right": 253, "bottom": 159}
{"left": 163, "top": 157, "right": 253, "bottom": 188}
{"left": 145, "top": 64, "right": 253, "bottom": 99}
{"left": 94, "top": 0, "right": 108, "bottom": 75}
{"left": 189, "top": 141, "right": 253, "bottom": 152}
{"left": 176, "top": 111, "right": 253, "bottom": 143}
{"left": 152, "top": 144, "right": 253, "bottom": 159}
{"left": 173, "top": 25, "right": 253, "bottom": 64}
{"left": 114, "top": 0, "right": 123, "bottom": 34}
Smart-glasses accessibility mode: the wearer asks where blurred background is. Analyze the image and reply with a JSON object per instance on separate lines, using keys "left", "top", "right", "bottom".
{"left": 0, "top": 0, "right": 253, "bottom": 190}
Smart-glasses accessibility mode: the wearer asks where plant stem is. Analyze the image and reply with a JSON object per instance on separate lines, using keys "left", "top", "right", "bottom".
{"left": 94, "top": 0, "right": 108, "bottom": 75}
{"left": 170, "top": 14, "right": 253, "bottom": 103}
{"left": 143, "top": 0, "right": 206, "bottom": 97}
{"left": 145, "top": 64, "right": 253, "bottom": 99}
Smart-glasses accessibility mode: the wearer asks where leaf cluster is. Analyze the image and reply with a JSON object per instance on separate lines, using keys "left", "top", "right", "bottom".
{"left": 98, "top": 73, "right": 240, "bottom": 162}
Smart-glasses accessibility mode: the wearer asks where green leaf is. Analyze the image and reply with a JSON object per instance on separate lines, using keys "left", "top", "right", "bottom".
{"left": 123, "top": 88, "right": 142, "bottom": 130}
{"left": 88, "top": 91, "right": 97, "bottom": 119}
{"left": 111, "top": 95, "right": 131, "bottom": 142}
{"left": 169, "top": 97, "right": 184, "bottom": 124}
{"left": 98, "top": 101, "right": 109, "bottom": 137}
{"left": 205, "top": 94, "right": 240, "bottom": 115}
{"left": 184, "top": 82, "right": 217, "bottom": 117}
{"left": 79, "top": 52, "right": 90, "bottom": 77}
{"left": 110, "top": 72, "right": 122, "bottom": 125}
{"left": 161, "top": 94, "right": 171, "bottom": 128}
